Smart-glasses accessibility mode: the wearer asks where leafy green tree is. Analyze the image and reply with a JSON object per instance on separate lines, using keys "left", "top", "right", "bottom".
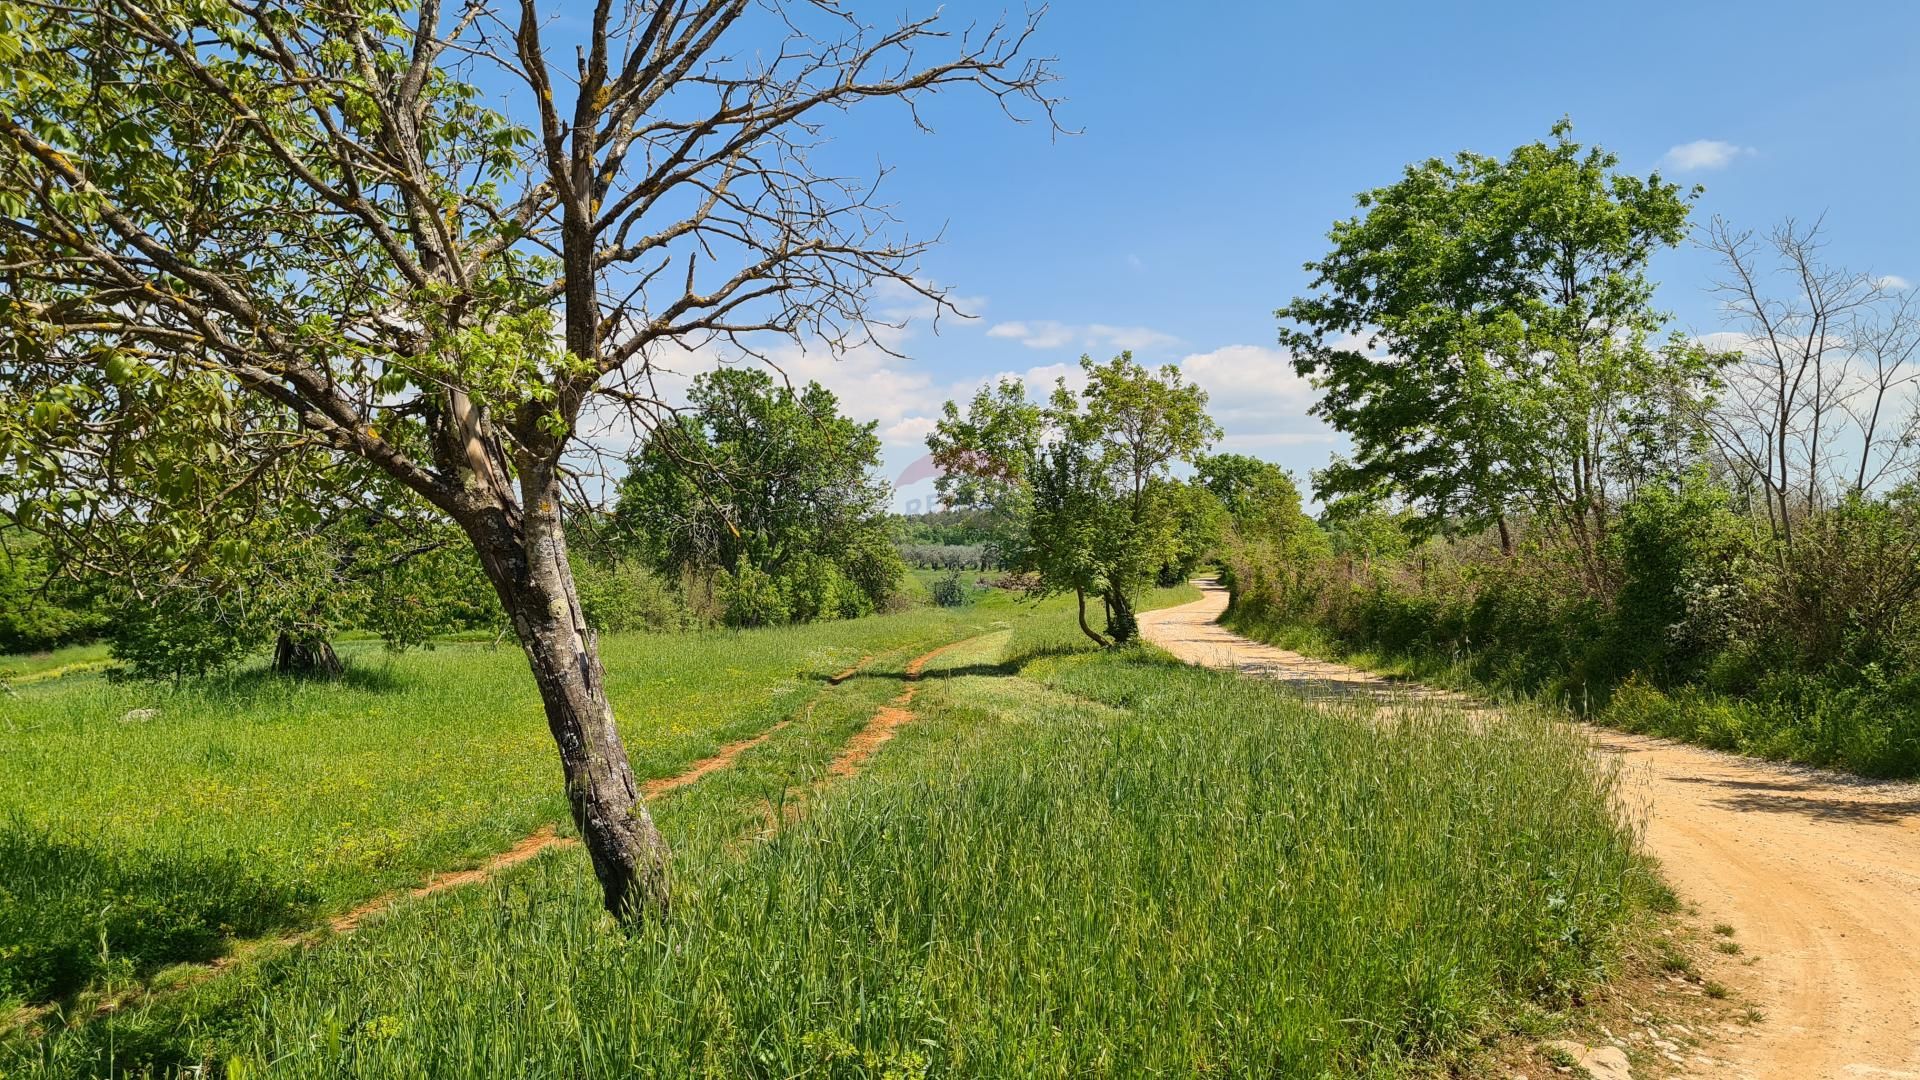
{"left": 103, "top": 497, "right": 499, "bottom": 681}
{"left": 0, "top": 0, "right": 1053, "bottom": 918}
{"left": 1156, "top": 479, "right": 1226, "bottom": 586}
{"left": 930, "top": 354, "right": 1218, "bottom": 645}
{"left": 612, "top": 368, "right": 900, "bottom": 626}
{"left": 1279, "top": 121, "right": 1718, "bottom": 569}
{"left": 1195, "top": 452, "right": 1310, "bottom": 539}
{"left": 0, "top": 531, "right": 107, "bottom": 653}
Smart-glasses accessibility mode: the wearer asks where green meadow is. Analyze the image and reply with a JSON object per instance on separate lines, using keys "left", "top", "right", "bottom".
{"left": 2, "top": 585, "right": 1654, "bottom": 1077}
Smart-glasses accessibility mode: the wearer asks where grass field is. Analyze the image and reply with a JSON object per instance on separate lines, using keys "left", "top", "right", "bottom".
{"left": 0, "top": 593, "right": 1034, "bottom": 1010}
{"left": 2, "top": 584, "right": 1654, "bottom": 1077}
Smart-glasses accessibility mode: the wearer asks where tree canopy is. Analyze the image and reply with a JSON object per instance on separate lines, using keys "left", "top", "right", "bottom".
{"left": 929, "top": 354, "right": 1218, "bottom": 645}
{"left": 1279, "top": 121, "right": 1719, "bottom": 563}
{"left": 612, "top": 367, "right": 899, "bottom": 626}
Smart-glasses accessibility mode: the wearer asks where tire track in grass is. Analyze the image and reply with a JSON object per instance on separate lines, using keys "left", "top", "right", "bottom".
{"left": 325, "top": 716, "right": 811, "bottom": 934}
{"left": 764, "top": 631, "right": 1001, "bottom": 832}
{"left": 320, "top": 644, "right": 924, "bottom": 933}
{"left": 50, "top": 643, "right": 921, "bottom": 1027}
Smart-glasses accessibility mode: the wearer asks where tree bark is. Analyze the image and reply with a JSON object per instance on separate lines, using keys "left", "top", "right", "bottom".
{"left": 465, "top": 492, "right": 670, "bottom": 920}
{"left": 1075, "top": 587, "right": 1111, "bottom": 648}
{"left": 273, "top": 631, "right": 343, "bottom": 678}
{"left": 1104, "top": 585, "right": 1138, "bottom": 646}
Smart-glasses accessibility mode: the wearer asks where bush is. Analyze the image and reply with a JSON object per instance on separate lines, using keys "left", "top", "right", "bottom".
{"left": 930, "top": 571, "right": 968, "bottom": 607}
{"left": 784, "top": 554, "right": 871, "bottom": 623}
{"left": 1223, "top": 480, "right": 1920, "bottom": 776}
{"left": 573, "top": 559, "right": 690, "bottom": 634}
{"left": 109, "top": 588, "right": 267, "bottom": 682}
{"left": 717, "top": 560, "right": 791, "bottom": 628}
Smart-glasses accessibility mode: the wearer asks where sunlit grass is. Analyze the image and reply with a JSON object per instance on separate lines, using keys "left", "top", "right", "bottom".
{"left": 0, "top": 596, "right": 1035, "bottom": 1008}
{"left": 9, "top": 583, "right": 1649, "bottom": 1077}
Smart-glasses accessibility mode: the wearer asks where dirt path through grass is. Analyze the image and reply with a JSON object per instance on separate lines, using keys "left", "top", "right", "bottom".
{"left": 1140, "top": 581, "right": 1920, "bottom": 1080}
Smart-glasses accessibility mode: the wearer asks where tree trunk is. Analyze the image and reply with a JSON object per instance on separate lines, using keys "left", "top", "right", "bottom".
{"left": 1104, "top": 586, "right": 1138, "bottom": 645}
{"left": 466, "top": 495, "right": 670, "bottom": 921}
{"left": 1496, "top": 515, "right": 1515, "bottom": 557}
{"left": 1075, "top": 587, "right": 1111, "bottom": 647}
{"left": 274, "top": 631, "right": 343, "bottom": 678}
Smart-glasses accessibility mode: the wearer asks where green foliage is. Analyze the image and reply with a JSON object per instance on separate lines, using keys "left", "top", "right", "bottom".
{"left": 889, "top": 509, "right": 1000, "bottom": 548}
{"left": 614, "top": 368, "right": 901, "bottom": 627}
{"left": 1194, "top": 452, "right": 1302, "bottom": 537}
{"left": 1226, "top": 479, "right": 1920, "bottom": 776}
{"left": 100, "top": 508, "right": 500, "bottom": 681}
{"left": 572, "top": 559, "right": 691, "bottom": 635}
{"left": 1279, "top": 120, "right": 1719, "bottom": 543}
{"left": 716, "top": 558, "right": 793, "bottom": 629}
{"left": 930, "top": 353, "right": 1220, "bottom": 643}
{"left": 929, "top": 570, "right": 968, "bottom": 607}
{"left": 0, "top": 532, "right": 106, "bottom": 653}
{"left": 108, "top": 587, "right": 272, "bottom": 683}
{"left": 897, "top": 543, "right": 990, "bottom": 571}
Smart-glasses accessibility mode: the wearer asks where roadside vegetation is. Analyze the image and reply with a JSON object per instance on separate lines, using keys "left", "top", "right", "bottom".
{"left": 5, "top": 585, "right": 1656, "bottom": 1078}
{"left": 1232, "top": 124, "right": 1920, "bottom": 778}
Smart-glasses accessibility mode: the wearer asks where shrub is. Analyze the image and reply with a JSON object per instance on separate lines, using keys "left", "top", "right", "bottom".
{"left": 108, "top": 587, "right": 267, "bottom": 682}
{"left": 784, "top": 554, "right": 872, "bottom": 623}
{"left": 930, "top": 571, "right": 968, "bottom": 607}
{"left": 573, "top": 559, "right": 690, "bottom": 634}
{"left": 717, "top": 560, "right": 791, "bottom": 628}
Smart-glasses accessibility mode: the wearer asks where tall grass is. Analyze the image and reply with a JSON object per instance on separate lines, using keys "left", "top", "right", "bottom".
{"left": 0, "top": 598, "right": 1026, "bottom": 1008}
{"left": 13, "top": 605, "right": 1652, "bottom": 1078}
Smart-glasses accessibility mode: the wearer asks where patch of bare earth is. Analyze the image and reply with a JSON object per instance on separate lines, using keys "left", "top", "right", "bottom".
{"left": 1140, "top": 582, "right": 1920, "bottom": 1080}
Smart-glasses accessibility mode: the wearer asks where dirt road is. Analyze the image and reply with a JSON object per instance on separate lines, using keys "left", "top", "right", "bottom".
{"left": 1140, "top": 582, "right": 1920, "bottom": 1079}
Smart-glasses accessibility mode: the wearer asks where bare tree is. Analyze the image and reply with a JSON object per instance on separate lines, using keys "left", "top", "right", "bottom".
{"left": 0, "top": 0, "right": 1057, "bottom": 918}
{"left": 1845, "top": 284, "right": 1920, "bottom": 494}
{"left": 1701, "top": 217, "right": 1883, "bottom": 546}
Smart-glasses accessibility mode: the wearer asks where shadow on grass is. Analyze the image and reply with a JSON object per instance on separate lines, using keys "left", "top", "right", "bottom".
{"left": 0, "top": 824, "right": 318, "bottom": 1006}
{"left": 843, "top": 643, "right": 1097, "bottom": 686}
{"left": 102, "top": 660, "right": 417, "bottom": 710}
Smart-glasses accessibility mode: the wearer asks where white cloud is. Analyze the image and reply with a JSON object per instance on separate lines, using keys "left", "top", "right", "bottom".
{"left": 1661, "top": 139, "right": 1754, "bottom": 172}
{"left": 987, "top": 320, "right": 1079, "bottom": 349}
{"left": 1176, "top": 343, "right": 1334, "bottom": 451}
{"left": 881, "top": 415, "right": 937, "bottom": 446}
{"left": 1874, "top": 275, "right": 1912, "bottom": 292}
{"left": 985, "top": 319, "right": 1180, "bottom": 353}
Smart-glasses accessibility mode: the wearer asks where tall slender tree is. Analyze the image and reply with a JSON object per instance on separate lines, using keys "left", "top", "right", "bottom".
{"left": 0, "top": 0, "right": 1055, "bottom": 918}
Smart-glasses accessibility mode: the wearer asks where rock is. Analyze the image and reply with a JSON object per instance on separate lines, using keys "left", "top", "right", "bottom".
{"left": 120, "top": 707, "right": 160, "bottom": 723}
{"left": 1542, "top": 1040, "right": 1632, "bottom": 1080}
{"left": 1580, "top": 1046, "right": 1632, "bottom": 1080}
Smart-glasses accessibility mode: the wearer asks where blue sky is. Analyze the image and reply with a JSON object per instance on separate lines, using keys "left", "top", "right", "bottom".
{"left": 610, "top": 2, "right": 1920, "bottom": 509}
